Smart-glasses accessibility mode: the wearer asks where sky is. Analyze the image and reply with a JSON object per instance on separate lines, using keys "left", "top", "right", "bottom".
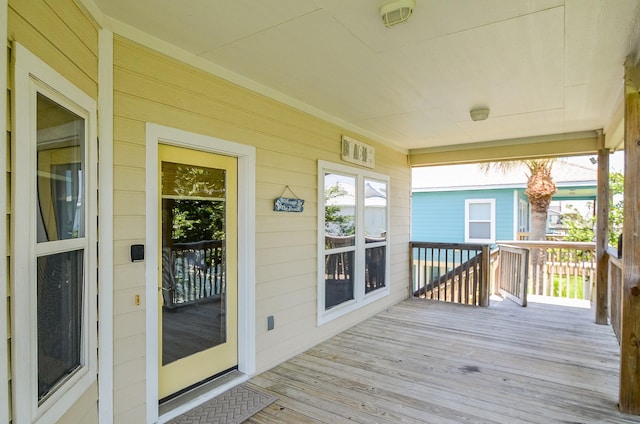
{"left": 565, "top": 151, "right": 624, "bottom": 172}
{"left": 552, "top": 152, "right": 624, "bottom": 218}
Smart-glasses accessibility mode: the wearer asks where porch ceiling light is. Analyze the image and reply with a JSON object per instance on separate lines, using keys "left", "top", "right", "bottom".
{"left": 470, "top": 107, "right": 490, "bottom": 121}
{"left": 380, "top": 0, "right": 416, "bottom": 28}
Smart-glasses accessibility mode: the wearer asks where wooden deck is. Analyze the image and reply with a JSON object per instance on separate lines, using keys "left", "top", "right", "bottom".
{"left": 245, "top": 297, "right": 640, "bottom": 423}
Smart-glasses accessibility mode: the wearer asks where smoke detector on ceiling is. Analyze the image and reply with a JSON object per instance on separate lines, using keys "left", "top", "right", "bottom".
{"left": 470, "top": 107, "right": 490, "bottom": 121}
{"left": 380, "top": 0, "right": 416, "bottom": 28}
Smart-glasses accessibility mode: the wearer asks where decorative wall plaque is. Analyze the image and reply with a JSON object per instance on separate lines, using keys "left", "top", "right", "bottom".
{"left": 274, "top": 186, "right": 304, "bottom": 212}
{"left": 341, "top": 135, "right": 375, "bottom": 168}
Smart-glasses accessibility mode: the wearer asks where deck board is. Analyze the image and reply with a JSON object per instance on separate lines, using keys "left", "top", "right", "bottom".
{"left": 245, "top": 297, "right": 640, "bottom": 423}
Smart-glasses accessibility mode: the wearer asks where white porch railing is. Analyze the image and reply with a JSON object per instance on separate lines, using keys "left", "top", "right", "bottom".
{"left": 496, "top": 240, "right": 596, "bottom": 301}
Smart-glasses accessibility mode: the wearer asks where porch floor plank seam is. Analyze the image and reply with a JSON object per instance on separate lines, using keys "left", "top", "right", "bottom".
{"left": 245, "top": 298, "right": 640, "bottom": 423}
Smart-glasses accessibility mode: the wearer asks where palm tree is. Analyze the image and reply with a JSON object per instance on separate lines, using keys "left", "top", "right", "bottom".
{"left": 480, "top": 159, "right": 557, "bottom": 288}
{"left": 522, "top": 160, "right": 558, "bottom": 240}
{"left": 479, "top": 159, "right": 557, "bottom": 240}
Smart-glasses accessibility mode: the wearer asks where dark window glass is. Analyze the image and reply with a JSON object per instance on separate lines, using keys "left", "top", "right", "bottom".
{"left": 325, "top": 251, "right": 354, "bottom": 309}
{"left": 37, "top": 250, "right": 84, "bottom": 402}
{"left": 365, "top": 245, "right": 386, "bottom": 294}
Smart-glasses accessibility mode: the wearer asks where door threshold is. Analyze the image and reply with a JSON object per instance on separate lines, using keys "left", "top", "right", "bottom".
{"left": 158, "top": 370, "right": 249, "bottom": 423}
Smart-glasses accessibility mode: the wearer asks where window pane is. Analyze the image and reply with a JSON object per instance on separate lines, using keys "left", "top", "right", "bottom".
{"left": 161, "top": 159, "right": 228, "bottom": 365}
{"left": 469, "top": 222, "right": 491, "bottom": 239}
{"left": 518, "top": 200, "right": 529, "bottom": 232}
{"left": 325, "top": 251, "right": 354, "bottom": 309}
{"left": 324, "top": 173, "right": 356, "bottom": 248}
{"left": 364, "top": 179, "right": 387, "bottom": 240}
{"left": 469, "top": 203, "right": 490, "bottom": 221}
{"left": 365, "top": 245, "right": 386, "bottom": 293}
{"left": 36, "top": 94, "right": 85, "bottom": 242}
{"left": 37, "top": 250, "right": 84, "bottom": 402}
{"left": 162, "top": 162, "right": 226, "bottom": 199}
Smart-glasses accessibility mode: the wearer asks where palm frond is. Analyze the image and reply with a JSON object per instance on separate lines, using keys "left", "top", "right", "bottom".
{"left": 478, "top": 160, "right": 522, "bottom": 174}
{"left": 478, "top": 158, "right": 556, "bottom": 177}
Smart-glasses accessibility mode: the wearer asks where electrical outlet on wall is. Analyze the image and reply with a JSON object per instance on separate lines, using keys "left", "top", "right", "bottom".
{"left": 267, "top": 315, "right": 275, "bottom": 331}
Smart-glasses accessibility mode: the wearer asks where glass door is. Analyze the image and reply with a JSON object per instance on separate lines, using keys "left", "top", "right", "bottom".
{"left": 158, "top": 144, "right": 238, "bottom": 400}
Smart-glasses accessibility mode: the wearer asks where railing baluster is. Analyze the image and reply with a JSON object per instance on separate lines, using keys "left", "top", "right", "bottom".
{"left": 463, "top": 252, "right": 470, "bottom": 303}
{"left": 575, "top": 247, "right": 581, "bottom": 297}
{"left": 458, "top": 249, "right": 461, "bottom": 303}
{"left": 424, "top": 247, "right": 428, "bottom": 298}
{"left": 555, "top": 248, "right": 562, "bottom": 297}
{"left": 430, "top": 247, "right": 434, "bottom": 299}
{"left": 436, "top": 248, "right": 442, "bottom": 301}
{"left": 429, "top": 247, "right": 432, "bottom": 298}
{"left": 472, "top": 249, "right": 479, "bottom": 305}
{"left": 164, "top": 240, "right": 225, "bottom": 308}
{"left": 443, "top": 248, "right": 448, "bottom": 301}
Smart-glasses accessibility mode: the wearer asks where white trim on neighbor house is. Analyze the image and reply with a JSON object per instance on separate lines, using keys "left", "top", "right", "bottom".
{"left": 413, "top": 183, "right": 524, "bottom": 193}
{"left": 0, "top": 1, "right": 9, "bottom": 423}
{"left": 317, "top": 160, "right": 391, "bottom": 326}
{"left": 12, "top": 42, "right": 99, "bottom": 424}
{"left": 518, "top": 197, "right": 530, "bottom": 235}
{"left": 98, "top": 28, "right": 115, "bottom": 424}
{"left": 145, "top": 123, "right": 256, "bottom": 424}
{"left": 464, "top": 198, "right": 496, "bottom": 243}
{"left": 414, "top": 180, "right": 599, "bottom": 193}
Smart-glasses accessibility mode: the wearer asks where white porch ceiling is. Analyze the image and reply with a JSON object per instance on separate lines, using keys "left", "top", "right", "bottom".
{"left": 92, "top": 0, "right": 640, "bottom": 152}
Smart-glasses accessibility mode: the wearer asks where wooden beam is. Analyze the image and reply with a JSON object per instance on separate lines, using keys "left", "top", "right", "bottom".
{"left": 595, "top": 130, "right": 609, "bottom": 325}
{"left": 619, "top": 63, "right": 640, "bottom": 414}
{"left": 625, "top": 57, "right": 640, "bottom": 91}
{"left": 606, "top": 96, "right": 625, "bottom": 151}
{"left": 409, "top": 131, "right": 599, "bottom": 166}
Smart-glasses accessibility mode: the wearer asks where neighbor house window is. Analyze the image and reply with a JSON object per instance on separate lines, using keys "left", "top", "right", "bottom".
{"left": 319, "top": 161, "right": 389, "bottom": 324}
{"left": 518, "top": 198, "right": 530, "bottom": 233}
{"left": 13, "top": 44, "right": 98, "bottom": 423}
{"left": 465, "top": 199, "right": 495, "bottom": 243}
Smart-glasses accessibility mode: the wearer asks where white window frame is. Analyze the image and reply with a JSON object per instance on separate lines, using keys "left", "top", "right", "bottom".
{"left": 12, "top": 43, "right": 98, "bottom": 424}
{"left": 512, "top": 190, "right": 531, "bottom": 238}
{"left": 317, "top": 161, "right": 390, "bottom": 325}
{"left": 464, "top": 198, "right": 496, "bottom": 243}
{"left": 518, "top": 198, "right": 530, "bottom": 233}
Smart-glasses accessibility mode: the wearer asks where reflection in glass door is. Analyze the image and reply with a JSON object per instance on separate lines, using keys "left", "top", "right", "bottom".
{"left": 158, "top": 145, "right": 237, "bottom": 400}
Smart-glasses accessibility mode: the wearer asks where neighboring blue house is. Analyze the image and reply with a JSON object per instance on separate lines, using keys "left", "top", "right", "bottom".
{"left": 411, "top": 161, "right": 597, "bottom": 244}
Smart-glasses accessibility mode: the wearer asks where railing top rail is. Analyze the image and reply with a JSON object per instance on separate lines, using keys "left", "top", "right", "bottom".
{"left": 496, "top": 240, "right": 596, "bottom": 250}
{"left": 498, "top": 244, "right": 530, "bottom": 253}
{"left": 410, "top": 241, "right": 489, "bottom": 250}
{"left": 173, "top": 239, "right": 224, "bottom": 249}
